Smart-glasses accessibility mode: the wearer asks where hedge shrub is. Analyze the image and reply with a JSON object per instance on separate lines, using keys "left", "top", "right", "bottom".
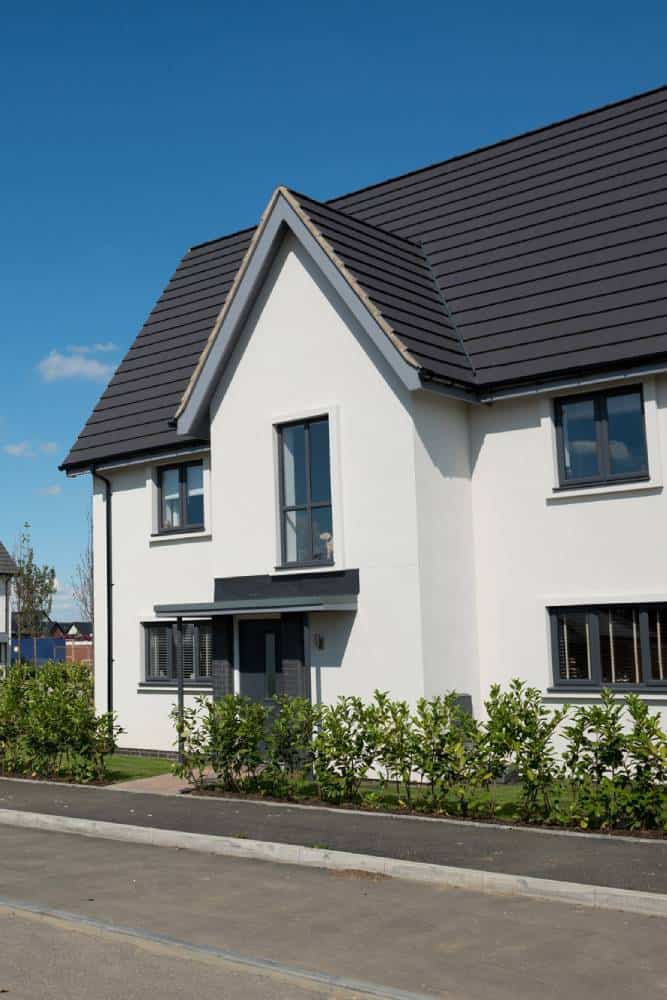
{"left": 0, "top": 662, "right": 120, "bottom": 782}
{"left": 173, "top": 682, "right": 667, "bottom": 832}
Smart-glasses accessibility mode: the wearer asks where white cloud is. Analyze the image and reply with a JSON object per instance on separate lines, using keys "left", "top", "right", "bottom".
{"left": 40, "top": 441, "right": 58, "bottom": 455}
{"left": 37, "top": 485, "right": 62, "bottom": 496}
{"left": 37, "top": 350, "right": 114, "bottom": 383}
{"left": 4, "top": 441, "right": 34, "bottom": 457}
{"left": 67, "top": 341, "right": 117, "bottom": 354}
{"left": 51, "top": 584, "right": 79, "bottom": 619}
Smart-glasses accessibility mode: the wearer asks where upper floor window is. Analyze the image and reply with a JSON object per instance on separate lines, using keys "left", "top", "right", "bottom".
{"left": 554, "top": 386, "right": 648, "bottom": 488}
{"left": 159, "top": 461, "right": 204, "bottom": 533}
{"left": 550, "top": 603, "right": 667, "bottom": 688}
{"left": 278, "top": 417, "right": 333, "bottom": 566}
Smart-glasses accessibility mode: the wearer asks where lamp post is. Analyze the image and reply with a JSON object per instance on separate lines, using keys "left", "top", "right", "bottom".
{"left": 176, "top": 616, "right": 184, "bottom": 764}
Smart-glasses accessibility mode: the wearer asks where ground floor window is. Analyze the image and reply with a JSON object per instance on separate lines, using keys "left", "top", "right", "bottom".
{"left": 550, "top": 604, "right": 667, "bottom": 687}
{"left": 144, "top": 621, "right": 212, "bottom": 683}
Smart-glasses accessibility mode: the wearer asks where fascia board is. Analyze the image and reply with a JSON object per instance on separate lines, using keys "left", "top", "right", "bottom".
{"left": 177, "top": 192, "right": 422, "bottom": 438}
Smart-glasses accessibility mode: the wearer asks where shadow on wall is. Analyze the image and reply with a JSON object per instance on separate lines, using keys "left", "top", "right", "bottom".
{"left": 310, "top": 610, "right": 354, "bottom": 702}
{"left": 467, "top": 395, "right": 542, "bottom": 477}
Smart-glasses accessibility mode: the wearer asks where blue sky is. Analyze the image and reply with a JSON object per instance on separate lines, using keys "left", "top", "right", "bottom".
{"left": 1, "top": 0, "right": 665, "bottom": 618}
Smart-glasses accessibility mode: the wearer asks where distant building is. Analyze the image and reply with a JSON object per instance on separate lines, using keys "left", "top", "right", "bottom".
{"left": 0, "top": 542, "right": 17, "bottom": 668}
{"left": 9, "top": 616, "right": 93, "bottom": 666}
{"left": 50, "top": 621, "right": 93, "bottom": 665}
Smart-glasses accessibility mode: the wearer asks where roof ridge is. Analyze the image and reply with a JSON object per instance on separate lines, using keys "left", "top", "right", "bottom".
{"left": 327, "top": 85, "right": 667, "bottom": 207}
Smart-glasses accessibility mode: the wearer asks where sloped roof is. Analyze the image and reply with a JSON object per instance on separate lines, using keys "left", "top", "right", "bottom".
{"left": 288, "top": 191, "right": 473, "bottom": 382}
{"left": 63, "top": 85, "right": 667, "bottom": 472}
{"left": 55, "top": 621, "right": 93, "bottom": 637}
{"left": 0, "top": 541, "right": 17, "bottom": 576}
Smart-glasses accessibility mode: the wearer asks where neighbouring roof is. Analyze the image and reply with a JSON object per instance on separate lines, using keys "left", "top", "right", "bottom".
{"left": 0, "top": 542, "right": 17, "bottom": 576}
{"left": 63, "top": 85, "right": 667, "bottom": 472}
{"left": 54, "top": 621, "right": 93, "bottom": 637}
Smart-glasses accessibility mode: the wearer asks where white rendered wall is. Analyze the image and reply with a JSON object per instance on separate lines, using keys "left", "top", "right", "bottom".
{"left": 0, "top": 578, "right": 7, "bottom": 636}
{"left": 209, "top": 233, "right": 425, "bottom": 705}
{"left": 412, "top": 391, "right": 480, "bottom": 708}
{"left": 469, "top": 374, "right": 667, "bottom": 720}
{"left": 92, "top": 461, "right": 214, "bottom": 751}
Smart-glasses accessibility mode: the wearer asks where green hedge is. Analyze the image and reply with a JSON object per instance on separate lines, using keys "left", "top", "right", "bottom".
{"left": 0, "top": 662, "right": 120, "bottom": 782}
{"left": 173, "top": 681, "right": 667, "bottom": 832}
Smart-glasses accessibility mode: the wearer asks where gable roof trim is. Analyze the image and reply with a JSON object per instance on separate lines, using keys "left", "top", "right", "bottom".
{"left": 177, "top": 187, "right": 424, "bottom": 437}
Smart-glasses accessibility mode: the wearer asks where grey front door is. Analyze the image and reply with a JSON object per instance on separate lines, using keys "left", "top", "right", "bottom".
{"left": 238, "top": 620, "right": 281, "bottom": 703}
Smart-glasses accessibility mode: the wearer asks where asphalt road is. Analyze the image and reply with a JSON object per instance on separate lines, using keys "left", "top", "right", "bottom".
{"left": 1, "top": 778, "right": 667, "bottom": 892}
{"left": 0, "top": 826, "right": 666, "bottom": 998}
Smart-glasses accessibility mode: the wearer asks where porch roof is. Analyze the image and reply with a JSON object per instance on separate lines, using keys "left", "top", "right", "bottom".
{"left": 155, "top": 568, "right": 360, "bottom": 618}
{"left": 154, "top": 594, "right": 357, "bottom": 618}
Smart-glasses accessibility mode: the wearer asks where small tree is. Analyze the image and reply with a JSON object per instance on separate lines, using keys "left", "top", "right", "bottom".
{"left": 12, "top": 523, "right": 57, "bottom": 667}
{"left": 71, "top": 510, "right": 93, "bottom": 624}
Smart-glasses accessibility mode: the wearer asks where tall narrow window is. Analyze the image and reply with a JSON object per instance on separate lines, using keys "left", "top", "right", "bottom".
{"left": 158, "top": 461, "right": 205, "bottom": 533}
{"left": 555, "top": 387, "right": 648, "bottom": 487}
{"left": 556, "top": 610, "right": 591, "bottom": 681}
{"left": 599, "top": 606, "right": 640, "bottom": 685}
{"left": 279, "top": 417, "right": 333, "bottom": 566}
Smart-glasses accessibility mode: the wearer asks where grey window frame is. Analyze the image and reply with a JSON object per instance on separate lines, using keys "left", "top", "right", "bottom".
{"left": 277, "top": 416, "right": 333, "bottom": 569}
{"left": 549, "top": 603, "right": 667, "bottom": 690}
{"left": 554, "top": 385, "right": 649, "bottom": 489}
{"left": 157, "top": 460, "right": 205, "bottom": 534}
{"left": 143, "top": 621, "right": 213, "bottom": 685}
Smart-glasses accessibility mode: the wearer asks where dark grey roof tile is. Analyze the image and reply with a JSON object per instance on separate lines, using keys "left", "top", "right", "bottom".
{"left": 62, "top": 86, "right": 667, "bottom": 470}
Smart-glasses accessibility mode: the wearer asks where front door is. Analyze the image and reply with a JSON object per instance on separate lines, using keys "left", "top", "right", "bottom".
{"left": 238, "top": 620, "right": 281, "bottom": 703}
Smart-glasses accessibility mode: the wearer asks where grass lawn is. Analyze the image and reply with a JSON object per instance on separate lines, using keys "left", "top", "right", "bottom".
{"left": 104, "top": 754, "right": 174, "bottom": 783}
{"left": 356, "top": 780, "right": 524, "bottom": 818}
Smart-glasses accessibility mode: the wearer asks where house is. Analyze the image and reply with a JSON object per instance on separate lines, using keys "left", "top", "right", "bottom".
{"left": 61, "top": 86, "right": 667, "bottom": 752}
{"left": 49, "top": 622, "right": 94, "bottom": 665}
{"left": 0, "top": 543, "right": 17, "bottom": 669}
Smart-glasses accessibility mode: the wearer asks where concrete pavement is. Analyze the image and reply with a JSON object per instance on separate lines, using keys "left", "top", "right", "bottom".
{"left": 1, "top": 826, "right": 667, "bottom": 999}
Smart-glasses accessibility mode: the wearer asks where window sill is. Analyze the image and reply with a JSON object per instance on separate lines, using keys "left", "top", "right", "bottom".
{"left": 274, "top": 560, "right": 335, "bottom": 573}
{"left": 138, "top": 681, "right": 212, "bottom": 693}
{"left": 150, "top": 530, "right": 211, "bottom": 546}
{"left": 546, "top": 685, "right": 667, "bottom": 699}
{"left": 546, "top": 477, "right": 661, "bottom": 503}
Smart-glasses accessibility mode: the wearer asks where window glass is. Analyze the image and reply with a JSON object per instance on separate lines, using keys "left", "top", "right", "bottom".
{"left": 146, "top": 622, "right": 212, "bottom": 682}
{"left": 309, "top": 420, "right": 332, "bottom": 503}
{"left": 560, "top": 398, "right": 599, "bottom": 481}
{"left": 284, "top": 509, "right": 309, "bottom": 563}
{"left": 282, "top": 425, "right": 307, "bottom": 507}
{"left": 182, "top": 623, "right": 195, "bottom": 679}
{"left": 607, "top": 391, "right": 647, "bottom": 476}
{"left": 648, "top": 608, "right": 667, "bottom": 682}
{"left": 186, "top": 464, "right": 204, "bottom": 526}
{"left": 280, "top": 418, "right": 333, "bottom": 564}
{"left": 198, "top": 624, "right": 213, "bottom": 679}
{"left": 161, "top": 468, "right": 181, "bottom": 529}
{"left": 148, "top": 626, "right": 170, "bottom": 680}
{"left": 312, "top": 506, "right": 333, "bottom": 562}
{"left": 557, "top": 611, "right": 591, "bottom": 680}
{"left": 599, "top": 607, "right": 640, "bottom": 684}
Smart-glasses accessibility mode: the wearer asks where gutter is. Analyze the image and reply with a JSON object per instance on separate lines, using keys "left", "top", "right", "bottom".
{"left": 422, "top": 358, "right": 667, "bottom": 406}
{"left": 92, "top": 470, "right": 114, "bottom": 720}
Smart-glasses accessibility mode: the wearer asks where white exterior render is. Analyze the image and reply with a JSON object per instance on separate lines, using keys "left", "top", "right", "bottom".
{"left": 89, "top": 226, "right": 667, "bottom": 752}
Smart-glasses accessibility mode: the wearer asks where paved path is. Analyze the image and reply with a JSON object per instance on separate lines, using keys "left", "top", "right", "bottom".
{"left": 0, "top": 777, "right": 666, "bottom": 894}
{"left": 1, "top": 825, "right": 667, "bottom": 999}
